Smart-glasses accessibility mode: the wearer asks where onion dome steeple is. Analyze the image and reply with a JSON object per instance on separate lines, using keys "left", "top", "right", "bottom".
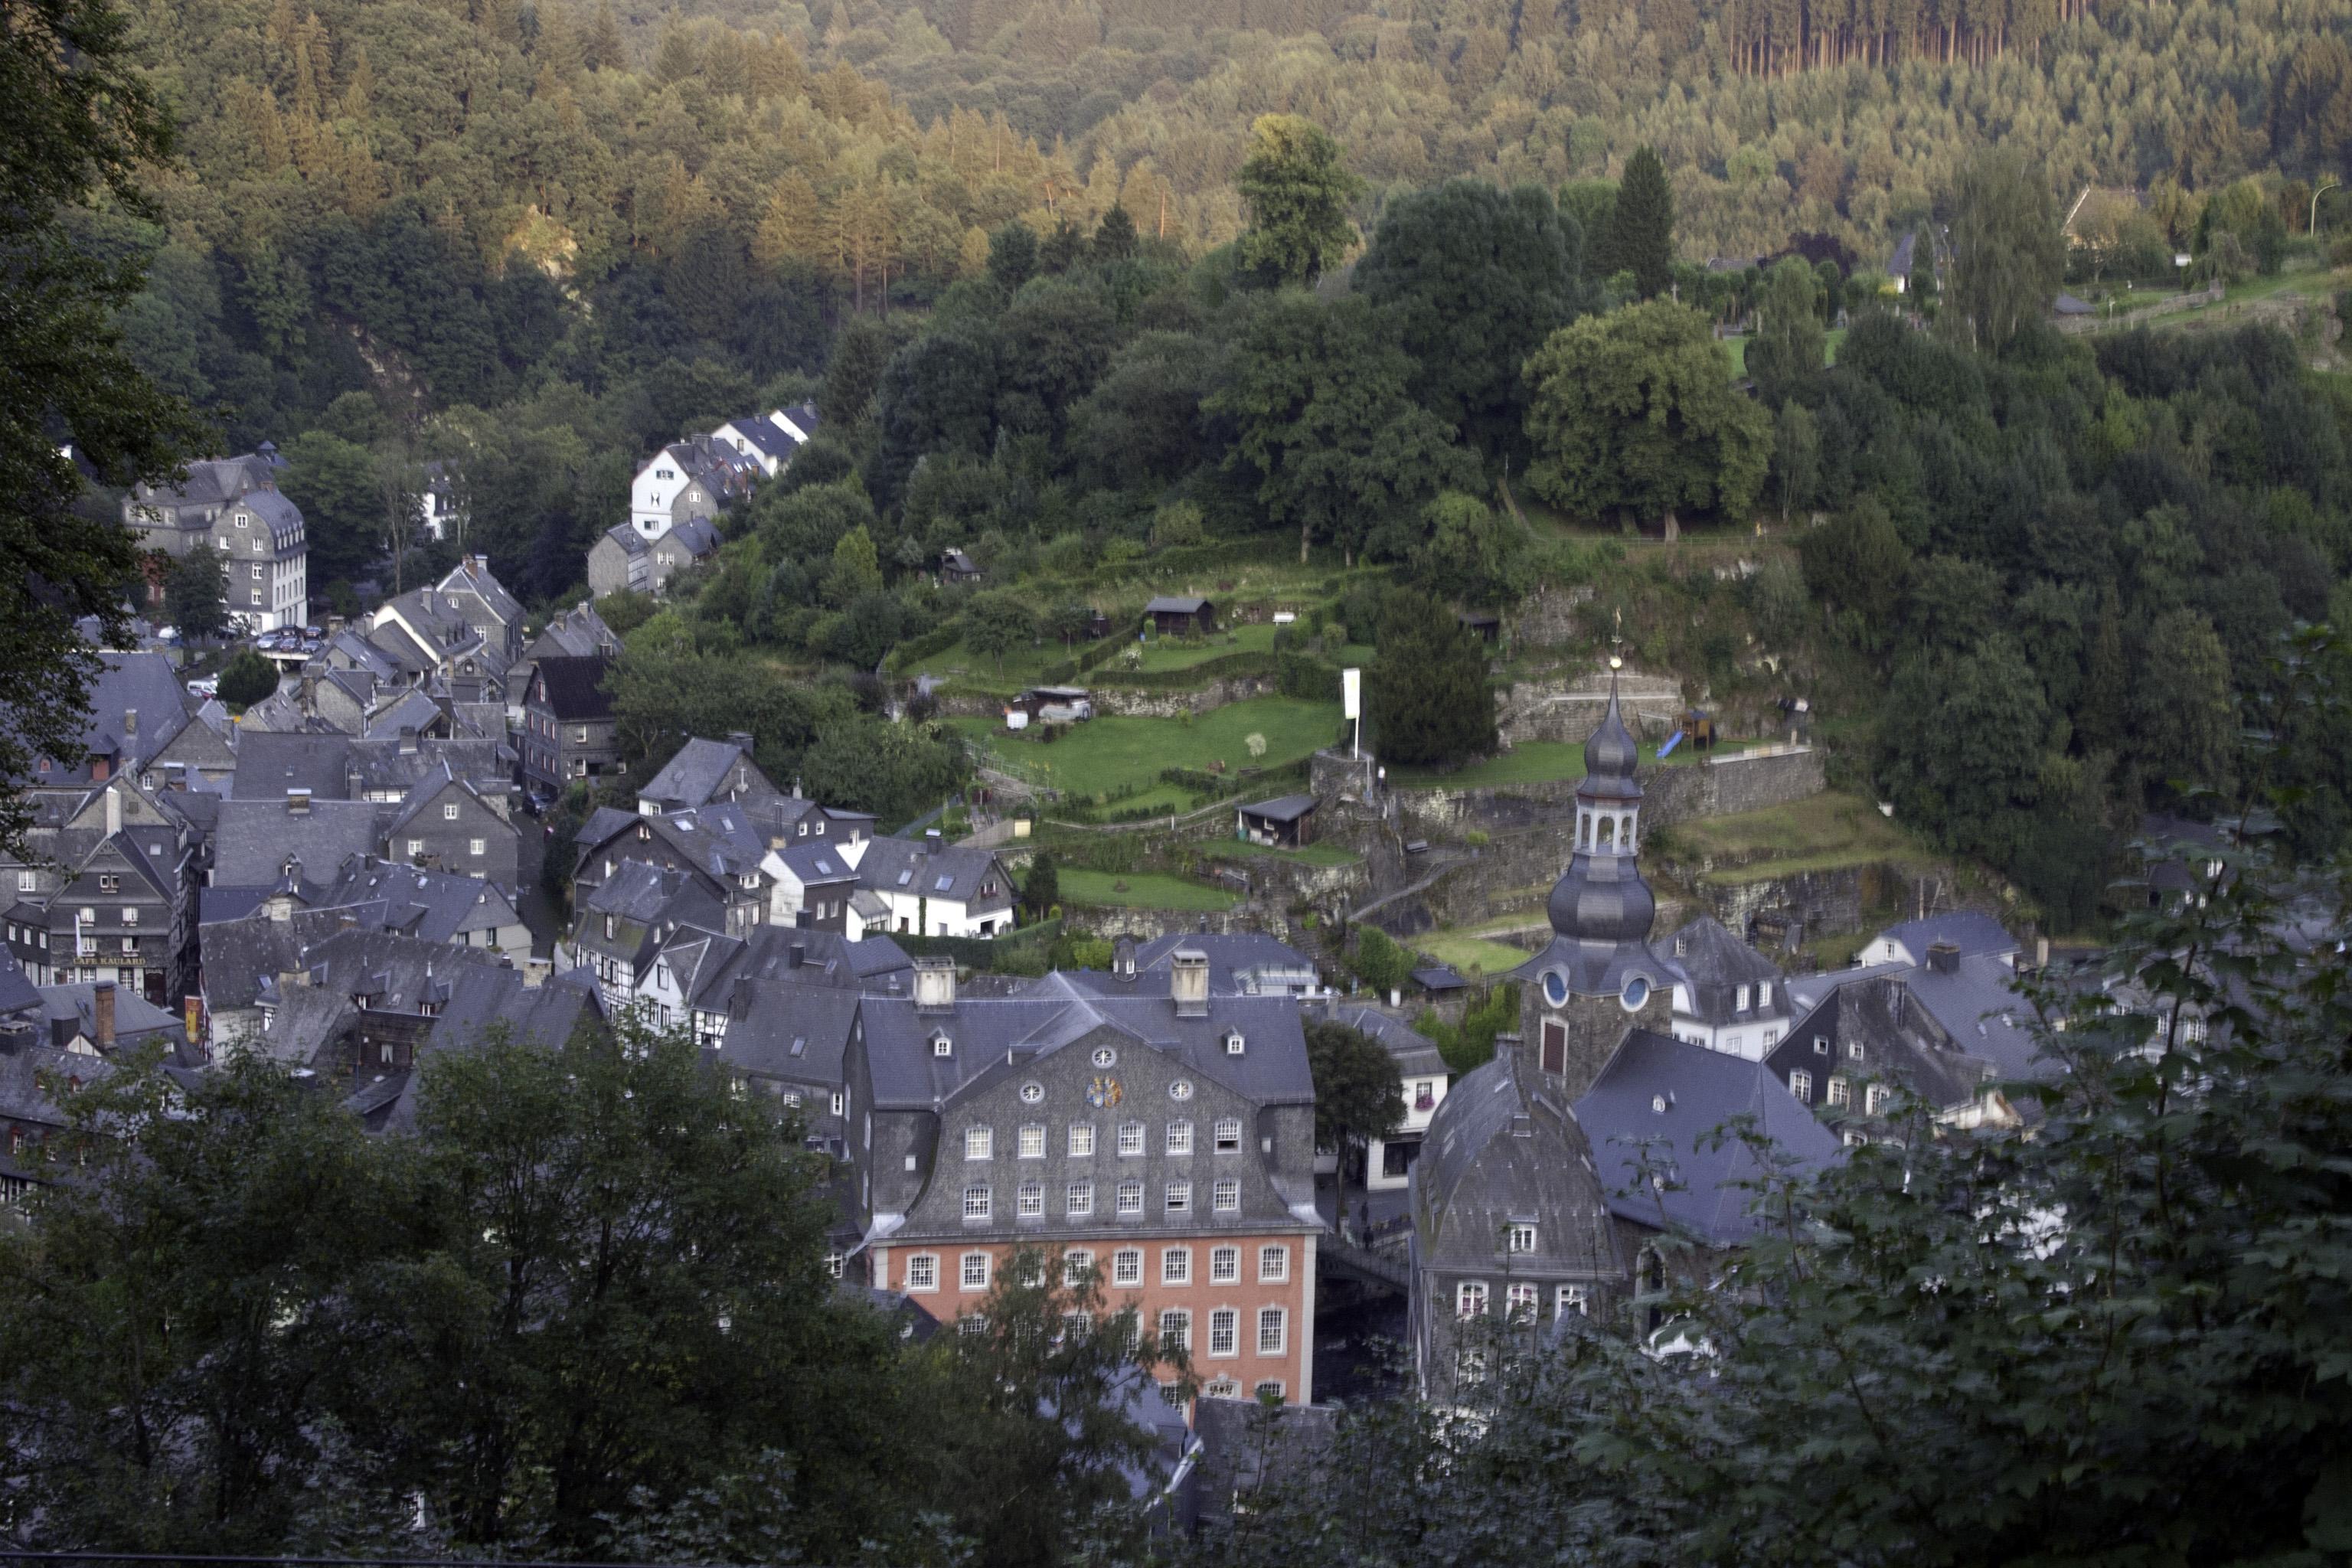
{"left": 1547, "top": 656, "right": 1655, "bottom": 945}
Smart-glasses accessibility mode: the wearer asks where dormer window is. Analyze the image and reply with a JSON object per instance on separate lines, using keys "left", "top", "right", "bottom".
{"left": 234, "top": 514, "right": 248, "bottom": 527}
{"left": 1736, "top": 984, "right": 1751, "bottom": 1011}
{"left": 443, "top": 803, "right": 459, "bottom": 820}
{"left": 1847, "top": 1040, "right": 1866, "bottom": 1061}
{"left": 1508, "top": 1223, "right": 1537, "bottom": 1253}
{"left": 1224, "top": 1031, "right": 1245, "bottom": 1055}
{"left": 1759, "top": 982, "right": 1773, "bottom": 1008}
{"left": 932, "top": 1031, "right": 952, "bottom": 1057}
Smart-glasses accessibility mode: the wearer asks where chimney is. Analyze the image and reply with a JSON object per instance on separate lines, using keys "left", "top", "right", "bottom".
{"left": 1926, "top": 939, "right": 1961, "bottom": 975}
{"left": 728, "top": 731, "right": 754, "bottom": 756}
{"left": 286, "top": 788, "right": 312, "bottom": 815}
{"left": 165, "top": 763, "right": 187, "bottom": 792}
{"left": 123, "top": 707, "right": 137, "bottom": 739}
{"left": 1112, "top": 936, "right": 1137, "bottom": 981}
{"left": 92, "top": 981, "right": 116, "bottom": 1050}
{"left": 789, "top": 942, "right": 806, "bottom": 969}
{"left": 104, "top": 786, "right": 121, "bottom": 838}
{"left": 2034, "top": 935, "right": 2050, "bottom": 969}
{"left": 328, "top": 613, "right": 346, "bottom": 635}
{"left": 913, "top": 956, "right": 956, "bottom": 1012}
{"left": 925, "top": 829, "right": 942, "bottom": 852}
{"left": 398, "top": 725, "right": 419, "bottom": 755}
{"left": 1171, "top": 950, "right": 1210, "bottom": 1017}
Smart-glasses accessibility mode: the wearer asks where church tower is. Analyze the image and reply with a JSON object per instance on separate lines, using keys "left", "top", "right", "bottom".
{"left": 1512, "top": 658, "right": 1675, "bottom": 1097}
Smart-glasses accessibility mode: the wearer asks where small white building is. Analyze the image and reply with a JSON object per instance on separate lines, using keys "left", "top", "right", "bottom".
{"left": 1661, "top": 915, "right": 1791, "bottom": 1062}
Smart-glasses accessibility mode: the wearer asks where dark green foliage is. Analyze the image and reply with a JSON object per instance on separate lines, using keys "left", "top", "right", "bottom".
{"left": 1304, "top": 1018, "right": 1404, "bottom": 1155}
{"left": 963, "top": 590, "right": 1035, "bottom": 671}
{"left": 822, "top": 314, "right": 913, "bottom": 431}
{"left": 1412, "top": 982, "right": 1519, "bottom": 1075}
{"left": 1351, "top": 924, "right": 1415, "bottom": 995}
{"left": 1945, "top": 146, "right": 2066, "bottom": 354}
{"left": 1355, "top": 181, "right": 1591, "bottom": 458}
{"left": 1746, "top": 256, "right": 1825, "bottom": 406}
{"left": 1599, "top": 145, "right": 1674, "bottom": 298}
{"left": 1092, "top": 203, "right": 1138, "bottom": 263}
{"left": 0, "top": 0, "right": 200, "bottom": 861}
{"left": 1235, "top": 114, "right": 1365, "bottom": 286}
{"left": 1366, "top": 590, "right": 1497, "bottom": 767}
{"left": 987, "top": 220, "right": 1039, "bottom": 292}
{"left": 162, "top": 544, "right": 230, "bottom": 639}
{"left": 1207, "top": 295, "right": 1477, "bottom": 564}
{"left": 215, "top": 647, "right": 279, "bottom": 707}
{"left": 797, "top": 717, "right": 970, "bottom": 828}
{"left": 1022, "top": 851, "right": 1059, "bottom": 916}
{"left": 1798, "top": 499, "right": 1911, "bottom": 652}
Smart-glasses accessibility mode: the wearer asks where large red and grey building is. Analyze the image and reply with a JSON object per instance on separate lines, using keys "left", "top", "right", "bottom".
{"left": 843, "top": 956, "right": 1325, "bottom": 1404}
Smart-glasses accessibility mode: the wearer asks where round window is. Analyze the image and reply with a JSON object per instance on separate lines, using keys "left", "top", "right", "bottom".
{"left": 1541, "top": 970, "right": 1570, "bottom": 1008}
{"left": 1169, "top": 1080, "right": 1194, "bottom": 1102}
{"left": 1092, "top": 1047, "right": 1117, "bottom": 1068}
{"left": 1620, "top": 975, "right": 1651, "bottom": 1012}
{"left": 1020, "top": 1081, "right": 1044, "bottom": 1104}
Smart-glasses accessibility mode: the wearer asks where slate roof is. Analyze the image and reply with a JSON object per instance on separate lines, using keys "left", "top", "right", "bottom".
{"left": 34, "top": 652, "right": 189, "bottom": 777}
{"left": 37, "top": 982, "right": 186, "bottom": 1050}
{"left": 575, "top": 861, "right": 724, "bottom": 969}
{"left": 1318, "top": 1000, "right": 1449, "bottom": 1077}
{"left": 642, "top": 737, "right": 757, "bottom": 812}
{"left": 0, "top": 952, "right": 44, "bottom": 1016}
{"left": 1411, "top": 1041, "right": 1619, "bottom": 1276}
{"left": 599, "top": 522, "right": 648, "bottom": 559}
{"left": 380, "top": 761, "right": 494, "bottom": 842}
{"left": 528, "top": 603, "right": 621, "bottom": 660}
{"left": 663, "top": 516, "right": 720, "bottom": 557}
{"left": 859, "top": 980, "right": 1313, "bottom": 1112}
{"left": 228, "top": 732, "right": 353, "bottom": 799}
{"left": 1412, "top": 965, "right": 1467, "bottom": 993}
{"left": 345, "top": 736, "right": 509, "bottom": 799}
{"left": 858, "top": 837, "right": 1010, "bottom": 906}
{"left": 1574, "top": 1029, "right": 1842, "bottom": 1245}
{"left": 1888, "top": 230, "right": 1917, "bottom": 279}
{"left": 133, "top": 454, "right": 270, "bottom": 510}
{"left": 231, "top": 487, "right": 305, "bottom": 548}
{"left": 200, "top": 903, "right": 390, "bottom": 1013}
{"left": 1145, "top": 596, "right": 1209, "bottom": 614}
{"left": 211, "top": 799, "right": 387, "bottom": 889}
{"left": 725, "top": 416, "right": 798, "bottom": 461}
{"left": 369, "top": 967, "right": 602, "bottom": 1135}
{"left": 0, "top": 1044, "right": 110, "bottom": 1136}
{"left": 1789, "top": 952, "right": 2048, "bottom": 1085}
{"left": 1775, "top": 972, "right": 2007, "bottom": 1111}
{"left": 364, "top": 688, "right": 448, "bottom": 740}
{"left": 1870, "top": 912, "right": 2020, "bottom": 965}
{"left": 779, "top": 840, "right": 859, "bottom": 883}
{"left": 1239, "top": 794, "right": 1318, "bottom": 824}
{"left": 435, "top": 557, "right": 523, "bottom": 635}
{"left": 1117, "top": 932, "right": 1323, "bottom": 996}
{"left": 1658, "top": 915, "right": 1785, "bottom": 1026}
{"left": 669, "top": 923, "right": 913, "bottom": 1013}
{"left": 531, "top": 655, "right": 615, "bottom": 721}
{"left": 374, "top": 590, "right": 485, "bottom": 662}
{"left": 320, "top": 855, "right": 516, "bottom": 944}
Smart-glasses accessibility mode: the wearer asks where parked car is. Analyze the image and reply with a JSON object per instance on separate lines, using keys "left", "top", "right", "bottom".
{"left": 186, "top": 676, "right": 218, "bottom": 697}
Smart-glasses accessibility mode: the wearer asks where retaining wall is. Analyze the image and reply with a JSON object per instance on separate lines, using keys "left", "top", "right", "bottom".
{"left": 1396, "top": 745, "right": 1824, "bottom": 841}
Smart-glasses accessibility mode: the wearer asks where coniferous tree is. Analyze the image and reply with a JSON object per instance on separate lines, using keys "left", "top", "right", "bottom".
{"left": 581, "top": 0, "right": 626, "bottom": 70}
{"left": 1092, "top": 201, "right": 1138, "bottom": 261}
{"left": 1366, "top": 590, "right": 1497, "bottom": 767}
{"left": 1602, "top": 145, "right": 1674, "bottom": 298}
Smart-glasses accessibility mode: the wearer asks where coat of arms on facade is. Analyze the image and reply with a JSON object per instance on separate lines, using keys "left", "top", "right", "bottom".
{"left": 1086, "top": 1076, "right": 1123, "bottom": 1109}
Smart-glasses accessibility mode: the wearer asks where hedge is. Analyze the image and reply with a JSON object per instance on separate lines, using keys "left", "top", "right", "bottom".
{"left": 1088, "top": 650, "right": 1280, "bottom": 690}
{"left": 890, "top": 620, "right": 965, "bottom": 671}
{"left": 895, "top": 916, "right": 1064, "bottom": 972}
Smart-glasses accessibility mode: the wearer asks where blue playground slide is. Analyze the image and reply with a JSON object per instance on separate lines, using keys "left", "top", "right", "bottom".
{"left": 1658, "top": 731, "right": 1685, "bottom": 759}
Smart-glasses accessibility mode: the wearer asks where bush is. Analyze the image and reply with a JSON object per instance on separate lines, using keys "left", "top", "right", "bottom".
{"left": 216, "top": 648, "right": 279, "bottom": 709}
{"left": 1276, "top": 652, "right": 1342, "bottom": 701}
{"left": 1352, "top": 925, "right": 1415, "bottom": 995}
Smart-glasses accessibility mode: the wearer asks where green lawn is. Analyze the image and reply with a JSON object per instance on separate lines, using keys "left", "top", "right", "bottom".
{"left": 954, "top": 696, "right": 1341, "bottom": 802}
{"left": 1059, "top": 868, "right": 1241, "bottom": 912}
{"left": 1670, "top": 790, "right": 1937, "bottom": 884}
{"left": 1200, "top": 838, "right": 1363, "bottom": 868}
{"left": 1413, "top": 933, "right": 1534, "bottom": 978}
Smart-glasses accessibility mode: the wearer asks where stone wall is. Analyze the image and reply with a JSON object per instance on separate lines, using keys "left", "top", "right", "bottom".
{"left": 1393, "top": 746, "right": 1824, "bottom": 841}
{"left": 1495, "top": 668, "right": 1684, "bottom": 746}
{"left": 1511, "top": 583, "right": 1597, "bottom": 647}
{"left": 936, "top": 672, "right": 1287, "bottom": 720}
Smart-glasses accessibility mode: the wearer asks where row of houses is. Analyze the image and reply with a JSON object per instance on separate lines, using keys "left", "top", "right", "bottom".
{"left": 587, "top": 406, "right": 821, "bottom": 598}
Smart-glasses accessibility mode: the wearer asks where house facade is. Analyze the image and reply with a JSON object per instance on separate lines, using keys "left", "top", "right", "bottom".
{"left": 521, "top": 656, "right": 622, "bottom": 792}
{"left": 848, "top": 959, "right": 1324, "bottom": 1404}
{"left": 2, "top": 779, "right": 200, "bottom": 1008}
{"left": 122, "top": 450, "right": 311, "bottom": 632}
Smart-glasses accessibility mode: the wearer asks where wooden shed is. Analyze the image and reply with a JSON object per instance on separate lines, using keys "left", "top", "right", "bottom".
{"left": 1145, "top": 595, "right": 1217, "bottom": 635}
{"left": 1236, "top": 793, "right": 1318, "bottom": 849}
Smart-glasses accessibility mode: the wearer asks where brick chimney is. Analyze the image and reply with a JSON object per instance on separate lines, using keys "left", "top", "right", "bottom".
{"left": 123, "top": 707, "right": 137, "bottom": 740}
{"left": 286, "top": 788, "right": 312, "bottom": 815}
{"left": 1171, "top": 950, "right": 1210, "bottom": 1017}
{"left": 92, "top": 980, "right": 116, "bottom": 1050}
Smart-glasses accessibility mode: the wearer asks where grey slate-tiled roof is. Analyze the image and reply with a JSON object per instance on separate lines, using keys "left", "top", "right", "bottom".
{"left": 1412, "top": 965, "right": 1467, "bottom": 993}
{"left": 1144, "top": 596, "right": 1209, "bottom": 614}
{"left": 780, "top": 840, "right": 858, "bottom": 883}
{"left": 0, "top": 951, "right": 44, "bottom": 1015}
{"left": 33, "top": 652, "right": 190, "bottom": 777}
{"left": 1318, "top": 1000, "right": 1449, "bottom": 1077}
{"left": 642, "top": 737, "right": 757, "bottom": 812}
{"left": 435, "top": 557, "right": 523, "bottom": 633}
{"left": 320, "top": 856, "right": 515, "bottom": 943}
{"left": 665, "top": 516, "right": 720, "bottom": 557}
{"left": 1774, "top": 973, "right": 2007, "bottom": 1112}
{"left": 345, "top": 736, "right": 510, "bottom": 798}
{"left": 1239, "top": 794, "right": 1318, "bottom": 824}
{"left": 200, "top": 903, "right": 390, "bottom": 1012}
{"left": 1411, "top": 1042, "right": 1619, "bottom": 1276}
{"left": 1102, "top": 932, "right": 1321, "bottom": 997}
{"left": 1575, "top": 1029, "right": 1841, "bottom": 1244}
{"left": 211, "top": 799, "right": 387, "bottom": 889}
{"left": 857, "top": 837, "right": 1011, "bottom": 906}
{"left": 531, "top": 655, "right": 615, "bottom": 721}
{"left": 368, "top": 967, "right": 602, "bottom": 1135}
{"left": 232, "top": 486, "right": 305, "bottom": 547}
{"left": 38, "top": 982, "right": 186, "bottom": 1050}
{"left": 228, "top": 732, "right": 354, "bottom": 799}
{"left": 1790, "top": 953, "right": 2049, "bottom": 1084}
{"left": 725, "top": 416, "right": 798, "bottom": 460}
{"left": 1658, "top": 915, "right": 1785, "bottom": 1025}
{"left": 1871, "top": 912, "right": 2020, "bottom": 963}
{"left": 363, "top": 688, "right": 447, "bottom": 740}
{"left": 860, "top": 979, "right": 1312, "bottom": 1112}
{"left": 601, "top": 522, "right": 648, "bottom": 558}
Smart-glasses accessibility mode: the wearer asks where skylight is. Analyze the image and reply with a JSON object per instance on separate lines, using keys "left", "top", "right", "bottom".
{"left": 935, "top": 875, "right": 954, "bottom": 892}
{"left": 897, "top": 870, "right": 913, "bottom": 887}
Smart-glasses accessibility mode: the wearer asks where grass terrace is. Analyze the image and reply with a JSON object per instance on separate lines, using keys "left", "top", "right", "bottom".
{"left": 1411, "top": 932, "right": 1536, "bottom": 978}
{"left": 1198, "top": 838, "right": 1364, "bottom": 868}
{"left": 1059, "top": 869, "right": 1242, "bottom": 913}
{"left": 1664, "top": 790, "right": 1939, "bottom": 884}
{"left": 953, "top": 697, "right": 1342, "bottom": 806}
{"left": 1391, "top": 734, "right": 1757, "bottom": 790}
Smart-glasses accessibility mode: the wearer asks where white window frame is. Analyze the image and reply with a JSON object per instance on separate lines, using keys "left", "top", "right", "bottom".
{"left": 1117, "top": 1121, "right": 1144, "bottom": 1156}
{"left": 1159, "top": 1308, "right": 1191, "bottom": 1352}
{"left": 1865, "top": 1083, "right": 1890, "bottom": 1116}
{"left": 1018, "top": 1124, "right": 1045, "bottom": 1158}
{"left": 1066, "top": 1180, "right": 1093, "bottom": 1217}
{"left": 1165, "top": 1180, "right": 1191, "bottom": 1214}
{"left": 1017, "top": 1181, "right": 1044, "bottom": 1217}
{"left": 1508, "top": 1223, "right": 1536, "bottom": 1253}
{"left": 960, "top": 1251, "right": 991, "bottom": 1291}
{"left": 1116, "top": 1180, "right": 1142, "bottom": 1215}
{"left": 1068, "top": 1123, "right": 1096, "bottom": 1156}
{"left": 1212, "top": 1178, "right": 1240, "bottom": 1213}
{"left": 1253, "top": 1380, "right": 1285, "bottom": 1401}
{"left": 1210, "top": 1244, "right": 1240, "bottom": 1282}
{"left": 443, "top": 802, "right": 460, "bottom": 820}
{"left": 905, "top": 1253, "right": 939, "bottom": 1292}
{"left": 1828, "top": 1077, "right": 1851, "bottom": 1108}
{"left": 1557, "top": 1284, "right": 1588, "bottom": 1317}
{"left": 1161, "top": 1246, "right": 1190, "bottom": 1285}
{"left": 962, "top": 1185, "right": 991, "bottom": 1220}
{"left": 469, "top": 838, "right": 485, "bottom": 857}
{"left": 1257, "top": 1306, "right": 1287, "bottom": 1355}
{"left": 1166, "top": 1120, "right": 1193, "bottom": 1155}
{"left": 1789, "top": 1069, "right": 1812, "bottom": 1102}
{"left": 1214, "top": 1116, "right": 1242, "bottom": 1150}
{"left": 965, "top": 1126, "right": 992, "bottom": 1161}
{"left": 1259, "top": 1245, "right": 1289, "bottom": 1283}
{"left": 1209, "top": 1307, "right": 1238, "bottom": 1356}
{"left": 1112, "top": 1248, "right": 1142, "bottom": 1286}
{"left": 1506, "top": 1282, "right": 1539, "bottom": 1318}
{"left": 1063, "top": 1250, "right": 1094, "bottom": 1286}
{"left": 1456, "top": 1280, "right": 1488, "bottom": 1318}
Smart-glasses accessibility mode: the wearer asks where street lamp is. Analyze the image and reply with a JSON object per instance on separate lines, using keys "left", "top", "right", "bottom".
{"left": 2312, "top": 177, "right": 2341, "bottom": 237}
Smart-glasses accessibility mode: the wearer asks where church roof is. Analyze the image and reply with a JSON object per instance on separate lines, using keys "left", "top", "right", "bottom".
{"left": 1411, "top": 1039, "right": 1619, "bottom": 1277}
